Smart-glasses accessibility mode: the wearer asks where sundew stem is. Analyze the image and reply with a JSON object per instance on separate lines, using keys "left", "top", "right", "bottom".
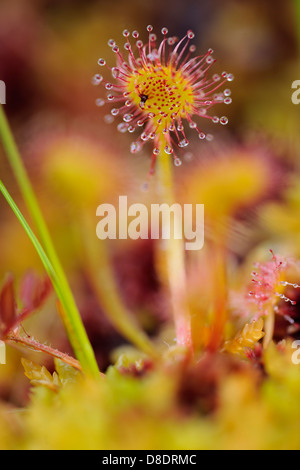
{"left": 0, "top": 106, "right": 100, "bottom": 378}
{"left": 156, "top": 144, "right": 192, "bottom": 351}
{"left": 263, "top": 309, "right": 275, "bottom": 349}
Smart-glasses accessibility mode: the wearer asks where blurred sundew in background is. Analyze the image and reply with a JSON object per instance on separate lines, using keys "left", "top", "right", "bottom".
{"left": 1, "top": 0, "right": 300, "bottom": 450}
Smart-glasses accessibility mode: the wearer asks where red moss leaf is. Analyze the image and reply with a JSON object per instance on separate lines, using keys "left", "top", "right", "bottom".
{"left": 20, "top": 271, "right": 52, "bottom": 311}
{"left": 0, "top": 275, "right": 17, "bottom": 334}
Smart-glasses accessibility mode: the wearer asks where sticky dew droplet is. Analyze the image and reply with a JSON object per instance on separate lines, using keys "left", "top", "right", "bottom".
{"left": 96, "top": 98, "right": 105, "bottom": 107}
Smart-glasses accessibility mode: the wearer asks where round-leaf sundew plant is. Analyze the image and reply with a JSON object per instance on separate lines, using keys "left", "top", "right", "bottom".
{"left": 94, "top": 25, "right": 234, "bottom": 171}
{"left": 94, "top": 26, "right": 234, "bottom": 352}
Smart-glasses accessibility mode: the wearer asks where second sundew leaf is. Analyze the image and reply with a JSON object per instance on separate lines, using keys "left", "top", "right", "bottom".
{"left": 224, "top": 318, "right": 265, "bottom": 357}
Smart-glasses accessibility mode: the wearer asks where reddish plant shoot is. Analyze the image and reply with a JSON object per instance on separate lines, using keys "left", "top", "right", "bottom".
{"left": 248, "top": 250, "right": 300, "bottom": 322}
